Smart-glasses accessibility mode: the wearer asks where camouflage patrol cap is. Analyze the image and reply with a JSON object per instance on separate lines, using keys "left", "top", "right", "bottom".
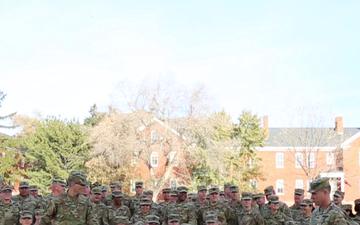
{"left": 268, "top": 195, "right": 279, "bottom": 204}
{"left": 19, "top": 181, "right": 30, "bottom": 188}
{"left": 205, "top": 214, "right": 218, "bottom": 224}
{"left": 333, "top": 190, "right": 344, "bottom": 198}
{"left": 177, "top": 186, "right": 188, "bottom": 193}
{"left": 342, "top": 204, "right": 352, "bottom": 211}
{"left": 29, "top": 185, "right": 38, "bottom": 191}
{"left": 135, "top": 181, "right": 144, "bottom": 188}
{"left": 112, "top": 190, "right": 123, "bottom": 198}
{"left": 208, "top": 186, "right": 220, "bottom": 194}
{"left": 101, "top": 185, "right": 108, "bottom": 192}
{"left": 52, "top": 178, "right": 66, "bottom": 187}
{"left": 294, "top": 188, "right": 304, "bottom": 195}
{"left": 91, "top": 186, "right": 102, "bottom": 194}
{"left": 140, "top": 198, "right": 152, "bottom": 206}
{"left": 162, "top": 188, "right": 171, "bottom": 193}
{"left": 300, "top": 199, "right": 313, "bottom": 206}
{"left": 241, "top": 192, "right": 253, "bottom": 200}
{"left": 224, "top": 183, "right": 232, "bottom": 189}
{"left": 145, "top": 215, "right": 160, "bottom": 224}
{"left": 168, "top": 214, "right": 180, "bottom": 223}
{"left": 230, "top": 185, "right": 239, "bottom": 193}
{"left": 1, "top": 185, "right": 13, "bottom": 192}
{"left": 113, "top": 216, "right": 129, "bottom": 225}
{"left": 264, "top": 186, "right": 274, "bottom": 195}
{"left": 252, "top": 193, "right": 265, "bottom": 199}
{"left": 197, "top": 185, "right": 207, "bottom": 192}
{"left": 355, "top": 199, "right": 360, "bottom": 205}
{"left": 144, "top": 190, "right": 154, "bottom": 196}
{"left": 67, "top": 172, "right": 87, "bottom": 186}
{"left": 308, "top": 177, "right": 331, "bottom": 193}
{"left": 219, "top": 191, "right": 225, "bottom": 196}
{"left": 20, "top": 210, "right": 33, "bottom": 219}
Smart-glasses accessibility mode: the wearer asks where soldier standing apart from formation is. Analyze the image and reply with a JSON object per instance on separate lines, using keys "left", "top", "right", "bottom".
{"left": 237, "top": 192, "right": 264, "bottom": 225}
{"left": 309, "top": 177, "right": 347, "bottom": 225}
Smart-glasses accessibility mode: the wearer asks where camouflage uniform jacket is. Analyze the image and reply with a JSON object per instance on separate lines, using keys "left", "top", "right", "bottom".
{"left": 92, "top": 202, "right": 109, "bottom": 225}
{"left": 265, "top": 202, "right": 292, "bottom": 219}
{"left": 130, "top": 195, "right": 142, "bottom": 216}
{"left": 296, "top": 215, "right": 311, "bottom": 225}
{"left": 106, "top": 203, "right": 131, "bottom": 225}
{"left": 40, "top": 193, "right": 99, "bottom": 225}
{"left": 258, "top": 205, "right": 269, "bottom": 218}
{"left": 12, "top": 194, "right": 39, "bottom": 212}
{"left": 237, "top": 208, "right": 264, "bottom": 225}
{"left": 310, "top": 203, "right": 347, "bottom": 225}
{"left": 352, "top": 214, "right": 360, "bottom": 224}
{"left": 263, "top": 210, "right": 294, "bottom": 225}
{"left": 228, "top": 201, "right": 243, "bottom": 225}
{"left": 198, "top": 201, "right": 230, "bottom": 225}
{"left": 0, "top": 200, "right": 20, "bottom": 225}
{"left": 163, "top": 202, "right": 197, "bottom": 225}
{"left": 289, "top": 204, "right": 302, "bottom": 222}
{"left": 130, "top": 211, "right": 153, "bottom": 224}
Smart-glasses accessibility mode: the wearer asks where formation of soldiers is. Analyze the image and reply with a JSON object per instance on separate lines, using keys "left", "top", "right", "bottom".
{"left": 1, "top": 172, "right": 360, "bottom": 225}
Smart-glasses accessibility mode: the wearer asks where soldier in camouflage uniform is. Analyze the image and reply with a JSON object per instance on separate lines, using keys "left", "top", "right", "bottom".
{"left": 237, "top": 192, "right": 264, "bottom": 225}
{"left": 12, "top": 181, "right": 39, "bottom": 213}
{"left": 145, "top": 215, "right": 161, "bottom": 225}
{"left": 40, "top": 171, "right": 99, "bottom": 225}
{"left": 47, "top": 178, "right": 66, "bottom": 200}
{"left": 163, "top": 187, "right": 196, "bottom": 225}
{"left": 0, "top": 185, "right": 20, "bottom": 225}
{"left": 332, "top": 190, "right": 346, "bottom": 211}
{"left": 198, "top": 186, "right": 230, "bottom": 225}
{"left": 19, "top": 210, "right": 34, "bottom": 225}
{"left": 195, "top": 186, "right": 208, "bottom": 209}
{"left": 106, "top": 190, "right": 131, "bottom": 225}
{"left": 130, "top": 182, "right": 145, "bottom": 216}
{"left": 309, "top": 177, "right": 348, "bottom": 225}
{"left": 228, "top": 185, "right": 242, "bottom": 225}
{"left": 263, "top": 186, "right": 291, "bottom": 218}
{"left": 113, "top": 216, "right": 129, "bottom": 225}
{"left": 253, "top": 193, "right": 267, "bottom": 218}
{"left": 295, "top": 199, "right": 313, "bottom": 225}
{"left": 90, "top": 186, "right": 108, "bottom": 225}
{"left": 131, "top": 198, "right": 155, "bottom": 224}
{"left": 263, "top": 195, "right": 293, "bottom": 225}
{"left": 223, "top": 184, "right": 232, "bottom": 202}
{"left": 289, "top": 189, "right": 304, "bottom": 222}
{"left": 204, "top": 213, "right": 220, "bottom": 225}
{"left": 144, "top": 190, "right": 161, "bottom": 217}
{"left": 105, "top": 181, "right": 131, "bottom": 208}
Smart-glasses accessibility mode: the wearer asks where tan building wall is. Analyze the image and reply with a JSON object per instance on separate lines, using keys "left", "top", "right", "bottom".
{"left": 343, "top": 135, "right": 360, "bottom": 203}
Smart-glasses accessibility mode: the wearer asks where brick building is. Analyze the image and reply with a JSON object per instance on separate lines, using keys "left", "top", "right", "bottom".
{"left": 257, "top": 116, "right": 360, "bottom": 204}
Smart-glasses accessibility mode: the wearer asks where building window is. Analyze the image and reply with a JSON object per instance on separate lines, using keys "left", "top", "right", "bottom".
{"left": 170, "top": 179, "right": 177, "bottom": 189}
{"left": 276, "top": 179, "right": 284, "bottom": 195}
{"left": 150, "top": 152, "right": 159, "bottom": 168}
{"left": 151, "top": 130, "right": 159, "bottom": 144}
{"left": 250, "top": 179, "right": 258, "bottom": 189}
{"left": 276, "top": 152, "right": 284, "bottom": 168}
{"left": 295, "top": 179, "right": 304, "bottom": 189}
{"left": 326, "top": 152, "right": 335, "bottom": 165}
{"left": 295, "top": 152, "right": 303, "bottom": 168}
{"left": 307, "top": 152, "right": 315, "bottom": 169}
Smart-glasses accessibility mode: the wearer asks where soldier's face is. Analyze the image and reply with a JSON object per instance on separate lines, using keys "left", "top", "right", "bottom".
{"left": 294, "top": 194, "right": 304, "bottom": 204}
{"left": 168, "top": 221, "right": 180, "bottom": 225}
{"left": 91, "top": 193, "right": 102, "bottom": 202}
{"left": 30, "top": 190, "right": 38, "bottom": 197}
{"left": 163, "top": 192, "right": 170, "bottom": 200}
{"left": 20, "top": 217, "right": 33, "bottom": 225}
{"left": 256, "top": 196, "right": 265, "bottom": 205}
{"left": 141, "top": 205, "right": 151, "bottom": 213}
{"left": 301, "top": 204, "right": 312, "bottom": 214}
{"left": 270, "top": 203, "right": 279, "bottom": 211}
{"left": 178, "top": 192, "right": 187, "bottom": 201}
{"left": 19, "top": 187, "right": 30, "bottom": 196}
{"left": 241, "top": 199, "right": 252, "bottom": 209}
{"left": 135, "top": 186, "right": 143, "bottom": 195}
{"left": 1, "top": 190, "right": 12, "bottom": 202}
{"left": 311, "top": 190, "right": 326, "bottom": 206}
{"left": 333, "top": 195, "right": 342, "bottom": 204}
{"left": 209, "top": 193, "right": 219, "bottom": 203}
{"left": 198, "top": 190, "right": 207, "bottom": 200}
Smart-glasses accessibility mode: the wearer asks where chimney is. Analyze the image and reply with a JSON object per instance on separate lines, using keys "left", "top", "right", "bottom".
{"left": 335, "top": 116, "right": 344, "bottom": 134}
{"left": 263, "top": 115, "right": 269, "bottom": 140}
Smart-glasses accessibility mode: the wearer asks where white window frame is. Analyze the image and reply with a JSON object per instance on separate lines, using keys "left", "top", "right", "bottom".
{"left": 326, "top": 152, "right": 335, "bottom": 166}
{"left": 295, "top": 152, "right": 303, "bottom": 168}
{"left": 276, "top": 152, "right": 284, "bottom": 168}
{"left": 250, "top": 179, "right": 258, "bottom": 189}
{"left": 170, "top": 179, "right": 177, "bottom": 189}
{"left": 130, "top": 180, "right": 136, "bottom": 193}
{"left": 295, "top": 179, "right": 304, "bottom": 189}
{"left": 276, "top": 179, "right": 284, "bottom": 195}
{"left": 308, "top": 152, "right": 316, "bottom": 169}
{"left": 150, "top": 151, "right": 159, "bottom": 168}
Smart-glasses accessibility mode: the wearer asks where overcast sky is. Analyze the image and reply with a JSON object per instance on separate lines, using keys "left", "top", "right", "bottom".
{"left": 1, "top": 1, "right": 360, "bottom": 129}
